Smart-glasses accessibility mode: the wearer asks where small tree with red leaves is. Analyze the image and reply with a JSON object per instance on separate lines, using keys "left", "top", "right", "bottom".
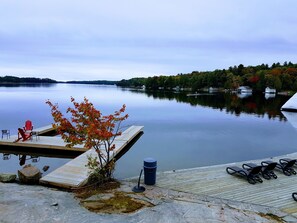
{"left": 46, "top": 97, "right": 128, "bottom": 181}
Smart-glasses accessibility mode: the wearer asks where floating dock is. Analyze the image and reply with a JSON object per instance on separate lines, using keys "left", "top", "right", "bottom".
{"left": 152, "top": 153, "right": 297, "bottom": 218}
{"left": 40, "top": 125, "right": 143, "bottom": 189}
{"left": 31, "top": 124, "right": 56, "bottom": 136}
{"left": 0, "top": 125, "right": 87, "bottom": 157}
{"left": 281, "top": 92, "right": 297, "bottom": 111}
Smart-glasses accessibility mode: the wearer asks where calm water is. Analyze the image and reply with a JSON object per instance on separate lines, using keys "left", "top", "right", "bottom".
{"left": 0, "top": 84, "right": 297, "bottom": 179}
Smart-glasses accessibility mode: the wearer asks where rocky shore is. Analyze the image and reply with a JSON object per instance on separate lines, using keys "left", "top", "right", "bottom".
{"left": 1, "top": 181, "right": 295, "bottom": 223}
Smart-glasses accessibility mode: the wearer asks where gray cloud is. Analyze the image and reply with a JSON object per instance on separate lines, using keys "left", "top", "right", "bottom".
{"left": 0, "top": 0, "right": 296, "bottom": 80}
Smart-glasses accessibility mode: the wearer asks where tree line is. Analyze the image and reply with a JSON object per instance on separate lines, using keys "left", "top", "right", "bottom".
{"left": 0, "top": 76, "right": 57, "bottom": 83}
{"left": 0, "top": 76, "right": 118, "bottom": 85}
{"left": 117, "top": 62, "right": 297, "bottom": 92}
{"left": 65, "top": 80, "right": 117, "bottom": 85}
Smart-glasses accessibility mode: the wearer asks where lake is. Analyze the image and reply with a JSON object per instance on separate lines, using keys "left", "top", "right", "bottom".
{"left": 0, "top": 84, "right": 297, "bottom": 179}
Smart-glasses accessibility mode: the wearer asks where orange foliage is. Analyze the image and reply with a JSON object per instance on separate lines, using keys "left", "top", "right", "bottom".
{"left": 46, "top": 97, "right": 128, "bottom": 178}
{"left": 285, "top": 68, "right": 297, "bottom": 76}
{"left": 248, "top": 75, "right": 259, "bottom": 83}
{"left": 269, "top": 68, "right": 282, "bottom": 76}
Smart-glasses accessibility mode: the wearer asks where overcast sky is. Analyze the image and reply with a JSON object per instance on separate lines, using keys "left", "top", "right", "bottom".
{"left": 0, "top": 1, "right": 296, "bottom": 81}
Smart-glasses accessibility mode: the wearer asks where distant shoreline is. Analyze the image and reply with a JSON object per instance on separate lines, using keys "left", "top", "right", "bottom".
{"left": 0, "top": 76, "right": 119, "bottom": 85}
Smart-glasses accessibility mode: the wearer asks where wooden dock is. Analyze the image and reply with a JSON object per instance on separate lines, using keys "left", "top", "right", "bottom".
{"left": 153, "top": 153, "right": 297, "bottom": 218}
{"left": 0, "top": 132, "right": 87, "bottom": 154}
{"left": 40, "top": 125, "right": 144, "bottom": 189}
{"left": 31, "top": 124, "right": 56, "bottom": 136}
{"left": 0, "top": 124, "right": 86, "bottom": 158}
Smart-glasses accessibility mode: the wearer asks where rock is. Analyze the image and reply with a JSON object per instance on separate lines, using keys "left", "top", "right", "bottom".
{"left": 0, "top": 173, "right": 17, "bottom": 183}
{"left": 42, "top": 165, "right": 50, "bottom": 172}
{"left": 18, "top": 164, "right": 41, "bottom": 184}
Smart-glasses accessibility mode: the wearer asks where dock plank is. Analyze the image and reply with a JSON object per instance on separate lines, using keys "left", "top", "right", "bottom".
{"left": 0, "top": 123, "right": 86, "bottom": 152}
{"left": 0, "top": 135, "right": 87, "bottom": 152}
{"left": 40, "top": 125, "right": 143, "bottom": 188}
{"left": 32, "top": 124, "right": 55, "bottom": 135}
{"left": 152, "top": 153, "right": 297, "bottom": 216}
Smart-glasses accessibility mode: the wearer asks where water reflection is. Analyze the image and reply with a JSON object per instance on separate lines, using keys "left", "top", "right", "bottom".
{"left": 265, "top": 93, "right": 276, "bottom": 100}
{"left": 18, "top": 155, "right": 40, "bottom": 165}
{"left": 237, "top": 92, "right": 252, "bottom": 99}
{"left": 0, "top": 84, "right": 295, "bottom": 179}
{"left": 0, "top": 150, "right": 71, "bottom": 175}
{"left": 2, "top": 153, "right": 11, "bottom": 160}
{"left": 2, "top": 152, "right": 52, "bottom": 176}
{"left": 130, "top": 89, "right": 289, "bottom": 121}
{"left": 3, "top": 153, "right": 41, "bottom": 166}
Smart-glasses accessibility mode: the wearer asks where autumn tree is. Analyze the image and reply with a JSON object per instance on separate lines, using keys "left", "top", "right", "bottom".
{"left": 46, "top": 97, "right": 128, "bottom": 180}
{"left": 119, "top": 62, "right": 297, "bottom": 92}
{"left": 224, "top": 73, "right": 242, "bottom": 89}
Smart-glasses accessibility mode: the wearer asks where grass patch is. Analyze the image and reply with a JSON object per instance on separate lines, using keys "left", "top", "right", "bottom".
{"left": 259, "top": 212, "right": 284, "bottom": 222}
{"left": 75, "top": 179, "right": 153, "bottom": 214}
{"left": 74, "top": 179, "right": 121, "bottom": 199}
{"left": 81, "top": 191, "right": 150, "bottom": 214}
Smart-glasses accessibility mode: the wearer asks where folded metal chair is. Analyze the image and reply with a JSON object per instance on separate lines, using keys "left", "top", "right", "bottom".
{"left": 226, "top": 165, "right": 263, "bottom": 184}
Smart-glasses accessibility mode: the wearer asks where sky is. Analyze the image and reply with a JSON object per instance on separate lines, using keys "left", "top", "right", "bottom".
{"left": 0, "top": 0, "right": 296, "bottom": 81}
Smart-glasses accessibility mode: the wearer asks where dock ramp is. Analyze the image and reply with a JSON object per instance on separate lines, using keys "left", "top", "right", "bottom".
{"left": 40, "top": 125, "right": 143, "bottom": 189}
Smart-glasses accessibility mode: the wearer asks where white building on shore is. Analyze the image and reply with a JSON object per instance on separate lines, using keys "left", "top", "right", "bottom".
{"left": 237, "top": 86, "right": 252, "bottom": 93}
{"left": 265, "top": 87, "right": 276, "bottom": 94}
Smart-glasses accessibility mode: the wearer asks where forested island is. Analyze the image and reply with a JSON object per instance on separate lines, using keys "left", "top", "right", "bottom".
{"left": 0, "top": 76, "right": 116, "bottom": 85}
{"left": 0, "top": 76, "right": 57, "bottom": 84}
{"left": 117, "top": 62, "right": 297, "bottom": 92}
{"left": 65, "top": 80, "right": 117, "bottom": 85}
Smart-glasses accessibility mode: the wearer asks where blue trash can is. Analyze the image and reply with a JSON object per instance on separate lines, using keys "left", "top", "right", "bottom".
{"left": 143, "top": 157, "right": 157, "bottom": 185}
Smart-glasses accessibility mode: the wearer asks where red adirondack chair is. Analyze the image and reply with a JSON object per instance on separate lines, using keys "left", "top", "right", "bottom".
{"left": 14, "top": 128, "right": 32, "bottom": 142}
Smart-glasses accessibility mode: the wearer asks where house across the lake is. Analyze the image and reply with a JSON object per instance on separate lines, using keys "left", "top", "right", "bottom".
{"left": 209, "top": 87, "right": 219, "bottom": 93}
{"left": 237, "top": 86, "right": 252, "bottom": 93}
{"left": 265, "top": 87, "right": 276, "bottom": 94}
